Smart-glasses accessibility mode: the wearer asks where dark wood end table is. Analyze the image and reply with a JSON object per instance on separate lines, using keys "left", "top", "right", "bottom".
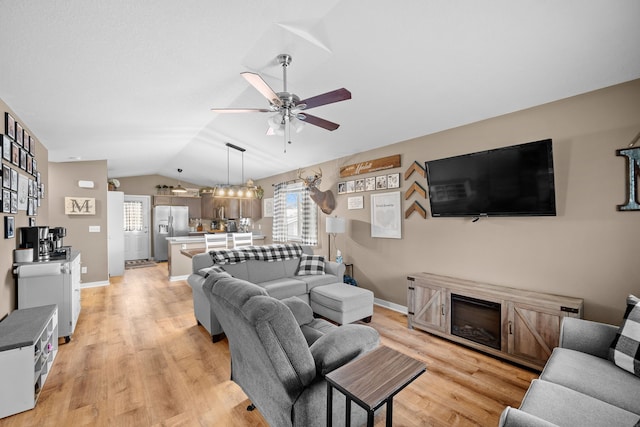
{"left": 325, "top": 345, "right": 426, "bottom": 427}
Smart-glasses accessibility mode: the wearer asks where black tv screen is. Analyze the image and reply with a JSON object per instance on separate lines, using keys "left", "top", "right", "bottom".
{"left": 425, "top": 139, "right": 556, "bottom": 217}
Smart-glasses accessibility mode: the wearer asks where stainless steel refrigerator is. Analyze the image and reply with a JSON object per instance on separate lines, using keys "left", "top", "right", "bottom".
{"left": 153, "top": 205, "right": 189, "bottom": 261}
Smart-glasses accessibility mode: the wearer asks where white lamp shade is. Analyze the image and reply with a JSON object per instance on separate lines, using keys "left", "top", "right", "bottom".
{"left": 326, "top": 217, "right": 346, "bottom": 234}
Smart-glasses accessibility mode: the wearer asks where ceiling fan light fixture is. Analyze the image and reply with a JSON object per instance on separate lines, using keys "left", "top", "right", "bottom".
{"left": 291, "top": 116, "right": 306, "bottom": 133}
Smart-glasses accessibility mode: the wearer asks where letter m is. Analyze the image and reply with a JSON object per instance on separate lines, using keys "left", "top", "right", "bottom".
{"left": 617, "top": 147, "right": 640, "bottom": 211}
{"left": 71, "top": 199, "right": 91, "bottom": 213}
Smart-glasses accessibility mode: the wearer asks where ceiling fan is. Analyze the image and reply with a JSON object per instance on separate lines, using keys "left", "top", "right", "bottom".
{"left": 211, "top": 54, "right": 351, "bottom": 148}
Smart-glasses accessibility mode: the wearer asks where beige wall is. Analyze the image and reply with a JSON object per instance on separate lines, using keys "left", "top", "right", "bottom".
{"left": 0, "top": 99, "right": 49, "bottom": 320}
{"left": 258, "top": 79, "right": 640, "bottom": 325}
{"left": 49, "top": 160, "right": 109, "bottom": 286}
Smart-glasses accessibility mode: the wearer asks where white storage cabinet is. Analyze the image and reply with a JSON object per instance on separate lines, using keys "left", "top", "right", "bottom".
{"left": 0, "top": 304, "right": 58, "bottom": 418}
{"left": 16, "top": 251, "right": 81, "bottom": 342}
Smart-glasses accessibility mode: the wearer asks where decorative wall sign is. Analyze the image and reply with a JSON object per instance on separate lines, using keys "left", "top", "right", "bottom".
{"left": 347, "top": 196, "right": 364, "bottom": 210}
{"left": 405, "top": 181, "right": 427, "bottom": 200}
{"left": 617, "top": 146, "right": 640, "bottom": 211}
{"left": 371, "top": 191, "right": 402, "bottom": 239}
{"left": 404, "top": 160, "right": 426, "bottom": 181}
{"left": 405, "top": 201, "right": 427, "bottom": 219}
{"left": 65, "top": 197, "right": 96, "bottom": 215}
{"left": 339, "top": 154, "right": 401, "bottom": 178}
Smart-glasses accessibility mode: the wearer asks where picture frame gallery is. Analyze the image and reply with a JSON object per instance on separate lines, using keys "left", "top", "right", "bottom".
{"left": 1, "top": 112, "right": 42, "bottom": 222}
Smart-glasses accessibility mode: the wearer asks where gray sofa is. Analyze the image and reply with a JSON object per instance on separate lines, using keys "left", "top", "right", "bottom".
{"left": 188, "top": 244, "right": 345, "bottom": 341}
{"left": 204, "top": 271, "right": 380, "bottom": 426}
{"left": 500, "top": 317, "right": 640, "bottom": 426}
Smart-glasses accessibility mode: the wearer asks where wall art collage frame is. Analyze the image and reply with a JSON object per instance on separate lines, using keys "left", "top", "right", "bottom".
{"left": 337, "top": 172, "right": 401, "bottom": 195}
{"left": 2, "top": 112, "right": 43, "bottom": 238}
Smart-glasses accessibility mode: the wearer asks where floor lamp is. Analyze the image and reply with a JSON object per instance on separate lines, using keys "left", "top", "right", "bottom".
{"left": 325, "top": 216, "right": 345, "bottom": 261}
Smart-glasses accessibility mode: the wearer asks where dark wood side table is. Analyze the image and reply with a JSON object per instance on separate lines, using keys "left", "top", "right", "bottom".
{"left": 325, "top": 345, "right": 426, "bottom": 427}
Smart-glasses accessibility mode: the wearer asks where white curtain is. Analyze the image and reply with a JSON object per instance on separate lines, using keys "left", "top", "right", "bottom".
{"left": 272, "top": 182, "right": 288, "bottom": 242}
{"left": 272, "top": 182, "right": 318, "bottom": 245}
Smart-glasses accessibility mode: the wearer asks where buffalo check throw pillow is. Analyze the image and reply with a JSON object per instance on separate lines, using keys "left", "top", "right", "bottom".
{"left": 609, "top": 295, "right": 640, "bottom": 377}
{"left": 296, "top": 254, "right": 325, "bottom": 276}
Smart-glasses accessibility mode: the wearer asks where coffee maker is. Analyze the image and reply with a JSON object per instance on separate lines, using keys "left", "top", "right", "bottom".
{"left": 49, "top": 227, "right": 69, "bottom": 259}
{"left": 19, "top": 226, "right": 51, "bottom": 261}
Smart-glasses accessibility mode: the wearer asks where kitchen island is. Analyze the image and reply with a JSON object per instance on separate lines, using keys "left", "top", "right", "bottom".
{"left": 165, "top": 233, "right": 266, "bottom": 281}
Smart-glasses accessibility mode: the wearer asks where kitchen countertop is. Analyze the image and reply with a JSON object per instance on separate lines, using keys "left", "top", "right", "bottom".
{"left": 166, "top": 234, "right": 265, "bottom": 243}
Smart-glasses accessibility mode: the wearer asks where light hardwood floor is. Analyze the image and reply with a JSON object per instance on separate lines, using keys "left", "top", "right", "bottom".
{"left": 0, "top": 263, "right": 537, "bottom": 427}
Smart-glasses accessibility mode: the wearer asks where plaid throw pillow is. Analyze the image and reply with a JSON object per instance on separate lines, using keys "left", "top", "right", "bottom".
{"left": 296, "top": 254, "right": 325, "bottom": 276}
{"left": 609, "top": 295, "right": 640, "bottom": 377}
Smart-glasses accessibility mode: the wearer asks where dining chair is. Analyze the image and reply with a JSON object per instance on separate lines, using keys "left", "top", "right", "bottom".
{"left": 205, "top": 233, "right": 228, "bottom": 251}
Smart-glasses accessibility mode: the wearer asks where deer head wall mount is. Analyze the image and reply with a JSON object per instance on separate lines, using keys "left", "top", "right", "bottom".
{"left": 297, "top": 168, "right": 336, "bottom": 215}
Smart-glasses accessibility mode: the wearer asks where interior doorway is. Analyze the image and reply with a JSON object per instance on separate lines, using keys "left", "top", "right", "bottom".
{"left": 124, "top": 195, "right": 151, "bottom": 261}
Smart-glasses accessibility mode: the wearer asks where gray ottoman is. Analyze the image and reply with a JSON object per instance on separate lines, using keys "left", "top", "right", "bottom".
{"left": 310, "top": 283, "right": 374, "bottom": 325}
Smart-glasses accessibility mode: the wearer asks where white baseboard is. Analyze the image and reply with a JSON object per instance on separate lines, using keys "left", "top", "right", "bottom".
{"left": 374, "top": 297, "right": 407, "bottom": 314}
{"left": 81, "top": 280, "right": 110, "bottom": 289}
{"left": 169, "top": 274, "right": 190, "bottom": 282}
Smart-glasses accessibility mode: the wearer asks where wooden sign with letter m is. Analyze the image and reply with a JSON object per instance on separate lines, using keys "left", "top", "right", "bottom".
{"left": 65, "top": 197, "right": 96, "bottom": 215}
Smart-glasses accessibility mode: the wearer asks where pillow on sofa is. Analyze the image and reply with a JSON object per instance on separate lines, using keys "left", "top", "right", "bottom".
{"left": 609, "top": 294, "right": 640, "bottom": 377}
{"left": 296, "top": 254, "right": 325, "bottom": 276}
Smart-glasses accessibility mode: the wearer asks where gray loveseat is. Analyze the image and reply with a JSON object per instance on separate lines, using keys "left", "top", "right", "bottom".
{"left": 188, "top": 243, "right": 345, "bottom": 341}
{"left": 500, "top": 316, "right": 640, "bottom": 426}
{"left": 204, "top": 271, "right": 380, "bottom": 426}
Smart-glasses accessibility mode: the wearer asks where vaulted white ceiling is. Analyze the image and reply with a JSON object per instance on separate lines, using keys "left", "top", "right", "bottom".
{"left": 1, "top": 1, "right": 639, "bottom": 186}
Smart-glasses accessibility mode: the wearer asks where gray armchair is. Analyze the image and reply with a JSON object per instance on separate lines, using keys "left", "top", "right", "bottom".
{"left": 203, "top": 272, "right": 380, "bottom": 427}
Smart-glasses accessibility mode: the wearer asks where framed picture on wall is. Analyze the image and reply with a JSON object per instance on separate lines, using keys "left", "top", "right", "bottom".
{"left": 2, "top": 190, "right": 10, "bottom": 213}
{"left": 10, "top": 192, "right": 17, "bottom": 214}
{"left": 5, "top": 113, "right": 15, "bottom": 139}
{"left": 15, "top": 122, "right": 23, "bottom": 146}
{"left": 375, "top": 175, "right": 387, "bottom": 190}
{"left": 23, "top": 131, "right": 30, "bottom": 152}
{"left": 20, "top": 148, "right": 27, "bottom": 170}
{"left": 11, "top": 168, "right": 17, "bottom": 191}
{"left": 4, "top": 216, "right": 15, "bottom": 239}
{"left": 11, "top": 142, "right": 19, "bottom": 165}
{"left": 387, "top": 173, "right": 400, "bottom": 189}
{"left": 371, "top": 191, "right": 402, "bottom": 239}
{"left": 29, "top": 217, "right": 36, "bottom": 227}
{"left": 365, "top": 177, "right": 376, "bottom": 191}
{"left": 263, "top": 197, "right": 273, "bottom": 217}
{"left": 2, "top": 135, "right": 11, "bottom": 161}
{"left": 2, "top": 165, "right": 9, "bottom": 189}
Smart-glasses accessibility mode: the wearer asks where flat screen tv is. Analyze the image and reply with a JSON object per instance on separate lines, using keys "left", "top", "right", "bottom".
{"left": 425, "top": 139, "right": 556, "bottom": 217}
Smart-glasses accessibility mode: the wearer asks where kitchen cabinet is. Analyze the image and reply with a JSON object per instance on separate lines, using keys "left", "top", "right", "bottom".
{"left": 201, "top": 195, "right": 237, "bottom": 219}
{"left": 16, "top": 252, "right": 82, "bottom": 343}
{"left": 0, "top": 305, "right": 58, "bottom": 418}
{"left": 153, "top": 196, "right": 201, "bottom": 218}
{"left": 407, "top": 272, "right": 583, "bottom": 370}
{"left": 201, "top": 195, "right": 261, "bottom": 220}
{"left": 241, "top": 198, "right": 262, "bottom": 219}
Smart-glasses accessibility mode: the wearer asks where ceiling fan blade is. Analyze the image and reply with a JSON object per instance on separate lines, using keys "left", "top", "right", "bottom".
{"left": 241, "top": 72, "right": 283, "bottom": 107}
{"left": 299, "top": 88, "right": 351, "bottom": 110}
{"left": 300, "top": 113, "right": 340, "bottom": 131}
{"left": 211, "top": 108, "right": 271, "bottom": 113}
